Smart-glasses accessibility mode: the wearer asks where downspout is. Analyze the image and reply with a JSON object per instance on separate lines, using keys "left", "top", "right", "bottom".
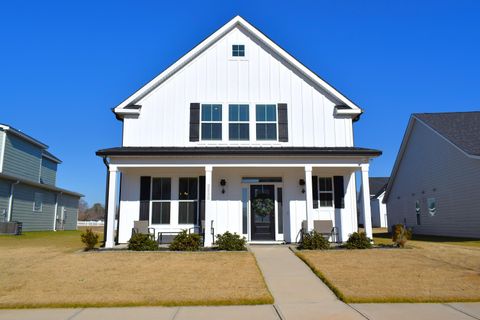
{"left": 53, "top": 192, "right": 62, "bottom": 231}
{"left": 7, "top": 181, "right": 20, "bottom": 222}
{"left": 102, "top": 156, "right": 110, "bottom": 247}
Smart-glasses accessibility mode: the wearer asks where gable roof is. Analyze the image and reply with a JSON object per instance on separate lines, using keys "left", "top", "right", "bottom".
{"left": 113, "top": 16, "right": 362, "bottom": 119}
{"left": 369, "top": 177, "right": 389, "bottom": 198}
{"left": 414, "top": 112, "right": 480, "bottom": 156}
{"left": 384, "top": 111, "right": 480, "bottom": 203}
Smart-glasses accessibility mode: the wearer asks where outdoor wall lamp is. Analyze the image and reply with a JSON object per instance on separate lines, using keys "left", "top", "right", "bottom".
{"left": 299, "top": 179, "right": 305, "bottom": 193}
{"left": 220, "top": 179, "right": 227, "bottom": 194}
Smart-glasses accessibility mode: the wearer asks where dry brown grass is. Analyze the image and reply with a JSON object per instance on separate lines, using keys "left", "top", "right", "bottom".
{"left": 297, "top": 243, "right": 480, "bottom": 303}
{"left": 0, "top": 231, "right": 273, "bottom": 308}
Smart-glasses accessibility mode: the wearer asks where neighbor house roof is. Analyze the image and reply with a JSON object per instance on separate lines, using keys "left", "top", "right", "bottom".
{"left": 0, "top": 172, "right": 83, "bottom": 197}
{"left": 384, "top": 111, "right": 480, "bottom": 203}
{"left": 96, "top": 146, "right": 382, "bottom": 157}
{"left": 369, "top": 177, "right": 389, "bottom": 198}
{"left": 113, "top": 16, "right": 362, "bottom": 120}
{"left": 414, "top": 112, "right": 480, "bottom": 156}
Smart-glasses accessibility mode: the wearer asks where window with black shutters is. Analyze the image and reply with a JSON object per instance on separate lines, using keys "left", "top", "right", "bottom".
{"left": 178, "top": 177, "right": 198, "bottom": 224}
{"left": 201, "top": 104, "right": 222, "bottom": 140}
{"left": 319, "top": 177, "right": 334, "bottom": 207}
{"left": 229, "top": 104, "right": 249, "bottom": 140}
{"left": 256, "top": 104, "right": 277, "bottom": 140}
{"left": 151, "top": 178, "right": 171, "bottom": 224}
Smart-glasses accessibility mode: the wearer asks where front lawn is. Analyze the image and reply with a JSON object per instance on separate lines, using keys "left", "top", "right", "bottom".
{"left": 0, "top": 231, "right": 273, "bottom": 308}
{"left": 296, "top": 241, "right": 480, "bottom": 303}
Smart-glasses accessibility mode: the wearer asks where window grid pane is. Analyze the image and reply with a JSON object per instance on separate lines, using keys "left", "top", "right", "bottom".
{"left": 201, "top": 104, "right": 222, "bottom": 140}
{"left": 256, "top": 105, "right": 277, "bottom": 141}
{"left": 229, "top": 104, "right": 249, "bottom": 141}
{"left": 232, "top": 44, "right": 245, "bottom": 57}
{"left": 152, "top": 202, "right": 170, "bottom": 224}
{"left": 319, "top": 177, "right": 334, "bottom": 207}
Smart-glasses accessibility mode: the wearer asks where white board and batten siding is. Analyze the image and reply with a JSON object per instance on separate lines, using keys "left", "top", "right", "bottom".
{"left": 122, "top": 27, "right": 353, "bottom": 148}
{"left": 386, "top": 120, "right": 480, "bottom": 238}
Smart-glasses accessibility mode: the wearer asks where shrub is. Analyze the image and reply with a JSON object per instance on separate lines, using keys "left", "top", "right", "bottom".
{"left": 128, "top": 233, "right": 158, "bottom": 251}
{"left": 345, "top": 232, "right": 372, "bottom": 249}
{"left": 392, "top": 224, "right": 412, "bottom": 248}
{"left": 216, "top": 232, "right": 247, "bottom": 251}
{"left": 169, "top": 230, "right": 201, "bottom": 251}
{"left": 298, "top": 231, "right": 330, "bottom": 250}
{"left": 80, "top": 228, "right": 99, "bottom": 251}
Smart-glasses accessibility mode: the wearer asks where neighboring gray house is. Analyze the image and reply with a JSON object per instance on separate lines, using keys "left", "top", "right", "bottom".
{"left": 0, "top": 124, "right": 82, "bottom": 231}
{"left": 384, "top": 112, "right": 480, "bottom": 238}
{"left": 358, "top": 177, "right": 389, "bottom": 228}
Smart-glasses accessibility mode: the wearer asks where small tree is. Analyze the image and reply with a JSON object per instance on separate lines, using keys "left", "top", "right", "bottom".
{"left": 81, "top": 228, "right": 99, "bottom": 251}
{"left": 392, "top": 224, "right": 412, "bottom": 248}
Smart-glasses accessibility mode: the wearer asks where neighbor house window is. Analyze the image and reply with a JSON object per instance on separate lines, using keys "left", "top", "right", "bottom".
{"left": 179, "top": 177, "right": 198, "bottom": 224}
{"left": 151, "top": 178, "right": 171, "bottom": 224}
{"left": 201, "top": 104, "right": 222, "bottom": 140}
{"left": 318, "top": 177, "right": 334, "bottom": 207}
{"left": 229, "top": 104, "right": 249, "bottom": 140}
{"left": 232, "top": 44, "right": 245, "bottom": 57}
{"left": 256, "top": 104, "right": 277, "bottom": 140}
{"left": 33, "top": 192, "right": 43, "bottom": 212}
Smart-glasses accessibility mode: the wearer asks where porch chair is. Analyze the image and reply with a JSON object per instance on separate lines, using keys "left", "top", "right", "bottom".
{"left": 131, "top": 220, "right": 155, "bottom": 240}
{"left": 301, "top": 220, "right": 339, "bottom": 243}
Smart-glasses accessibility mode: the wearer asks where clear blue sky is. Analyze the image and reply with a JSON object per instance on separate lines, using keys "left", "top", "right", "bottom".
{"left": 1, "top": 1, "right": 479, "bottom": 205}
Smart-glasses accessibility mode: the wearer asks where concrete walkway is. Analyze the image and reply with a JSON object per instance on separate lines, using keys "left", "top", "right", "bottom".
{"left": 2, "top": 245, "right": 480, "bottom": 319}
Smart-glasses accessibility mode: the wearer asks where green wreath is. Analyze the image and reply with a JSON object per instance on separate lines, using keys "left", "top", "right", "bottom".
{"left": 252, "top": 196, "right": 274, "bottom": 217}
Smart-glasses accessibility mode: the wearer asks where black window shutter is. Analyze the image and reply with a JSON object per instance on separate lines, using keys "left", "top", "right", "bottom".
{"left": 189, "top": 103, "right": 200, "bottom": 142}
{"left": 312, "top": 176, "right": 319, "bottom": 209}
{"left": 333, "top": 176, "right": 345, "bottom": 209}
{"left": 278, "top": 103, "right": 288, "bottom": 142}
{"left": 139, "top": 176, "right": 151, "bottom": 221}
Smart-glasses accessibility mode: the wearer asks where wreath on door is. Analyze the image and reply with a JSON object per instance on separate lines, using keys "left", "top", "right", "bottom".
{"left": 252, "top": 195, "right": 274, "bottom": 217}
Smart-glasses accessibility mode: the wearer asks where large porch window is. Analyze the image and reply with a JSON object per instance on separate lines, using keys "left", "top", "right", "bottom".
{"left": 179, "top": 177, "right": 198, "bottom": 224}
{"left": 151, "top": 178, "right": 171, "bottom": 224}
{"left": 318, "top": 177, "right": 334, "bottom": 207}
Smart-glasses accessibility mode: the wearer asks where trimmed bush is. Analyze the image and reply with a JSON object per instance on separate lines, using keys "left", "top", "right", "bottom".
{"left": 128, "top": 233, "right": 158, "bottom": 251}
{"left": 345, "top": 232, "right": 372, "bottom": 249}
{"left": 80, "top": 228, "right": 99, "bottom": 251}
{"left": 169, "top": 230, "right": 201, "bottom": 251}
{"left": 216, "top": 232, "right": 247, "bottom": 251}
{"left": 298, "top": 231, "right": 330, "bottom": 250}
{"left": 392, "top": 224, "right": 412, "bottom": 248}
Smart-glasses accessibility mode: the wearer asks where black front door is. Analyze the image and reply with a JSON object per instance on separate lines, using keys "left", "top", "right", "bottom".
{"left": 250, "top": 185, "right": 275, "bottom": 241}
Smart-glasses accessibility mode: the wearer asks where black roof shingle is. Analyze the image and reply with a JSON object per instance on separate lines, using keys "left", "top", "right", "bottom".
{"left": 369, "top": 177, "right": 389, "bottom": 198}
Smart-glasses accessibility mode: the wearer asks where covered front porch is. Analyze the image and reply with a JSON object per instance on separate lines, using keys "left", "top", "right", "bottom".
{"left": 101, "top": 152, "right": 377, "bottom": 248}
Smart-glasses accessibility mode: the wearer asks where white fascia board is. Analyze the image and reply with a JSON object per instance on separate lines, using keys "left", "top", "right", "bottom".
{"left": 114, "top": 16, "right": 362, "bottom": 116}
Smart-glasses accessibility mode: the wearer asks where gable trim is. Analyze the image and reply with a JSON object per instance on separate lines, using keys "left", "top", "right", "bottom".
{"left": 384, "top": 115, "right": 480, "bottom": 203}
{"left": 113, "top": 16, "right": 362, "bottom": 118}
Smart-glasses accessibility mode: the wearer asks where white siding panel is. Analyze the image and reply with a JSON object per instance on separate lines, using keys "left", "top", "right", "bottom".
{"left": 123, "top": 26, "right": 353, "bottom": 148}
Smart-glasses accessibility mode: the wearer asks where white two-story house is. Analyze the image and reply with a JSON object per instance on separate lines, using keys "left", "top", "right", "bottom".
{"left": 97, "top": 16, "right": 381, "bottom": 247}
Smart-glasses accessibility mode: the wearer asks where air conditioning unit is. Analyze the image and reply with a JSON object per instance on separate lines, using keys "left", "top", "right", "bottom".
{"left": 0, "top": 221, "right": 23, "bottom": 235}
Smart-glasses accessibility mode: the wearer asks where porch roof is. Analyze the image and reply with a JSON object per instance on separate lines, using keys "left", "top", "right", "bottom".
{"left": 96, "top": 146, "right": 382, "bottom": 157}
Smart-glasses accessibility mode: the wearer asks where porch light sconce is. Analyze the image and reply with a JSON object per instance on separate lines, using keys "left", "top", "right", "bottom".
{"left": 299, "top": 179, "right": 305, "bottom": 194}
{"left": 220, "top": 179, "right": 227, "bottom": 194}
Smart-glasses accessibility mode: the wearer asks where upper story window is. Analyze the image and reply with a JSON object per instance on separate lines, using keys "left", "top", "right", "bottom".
{"left": 229, "top": 104, "right": 249, "bottom": 140}
{"left": 201, "top": 104, "right": 222, "bottom": 140}
{"left": 256, "top": 104, "right": 277, "bottom": 140}
{"left": 318, "top": 177, "right": 334, "bottom": 207}
{"left": 232, "top": 44, "right": 245, "bottom": 57}
{"left": 33, "top": 192, "right": 43, "bottom": 212}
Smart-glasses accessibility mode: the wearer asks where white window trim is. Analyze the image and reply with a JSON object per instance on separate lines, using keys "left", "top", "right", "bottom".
{"left": 150, "top": 177, "right": 172, "bottom": 225}
{"left": 33, "top": 192, "right": 43, "bottom": 212}
{"left": 228, "top": 104, "right": 250, "bottom": 141}
{"left": 318, "top": 177, "right": 335, "bottom": 208}
{"left": 255, "top": 104, "right": 279, "bottom": 142}
{"left": 200, "top": 104, "right": 223, "bottom": 141}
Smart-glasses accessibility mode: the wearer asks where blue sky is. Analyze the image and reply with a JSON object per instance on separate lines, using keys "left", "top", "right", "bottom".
{"left": 1, "top": 1, "right": 479, "bottom": 205}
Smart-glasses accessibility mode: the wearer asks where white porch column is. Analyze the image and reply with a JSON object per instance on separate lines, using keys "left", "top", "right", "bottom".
{"left": 105, "top": 166, "right": 118, "bottom": 248}
{"left": 304, "top": 165, "right": 314, "bottom": 231}
{"left": 203, "top": 166, "right": 214, "bottom": 247}
{"left": 360, "top": 164, "right": 373, "bottom": 239}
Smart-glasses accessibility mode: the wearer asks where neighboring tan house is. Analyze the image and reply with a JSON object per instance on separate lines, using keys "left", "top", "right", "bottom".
{"left": 384, "top": 112, "right": 480, "bottom": 238}
{"left": 358, "top": 177, "right": 389, "bottom": 228}
{"left": 0, "top": 124, "right": 82, "bottom": 232}
{"left": 96, "top": 16, "right": 382, "bottom": 248}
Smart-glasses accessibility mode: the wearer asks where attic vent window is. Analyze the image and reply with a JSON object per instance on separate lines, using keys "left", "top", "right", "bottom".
{"left": 232, "top": 44, "right": 245, "bottom": 57}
